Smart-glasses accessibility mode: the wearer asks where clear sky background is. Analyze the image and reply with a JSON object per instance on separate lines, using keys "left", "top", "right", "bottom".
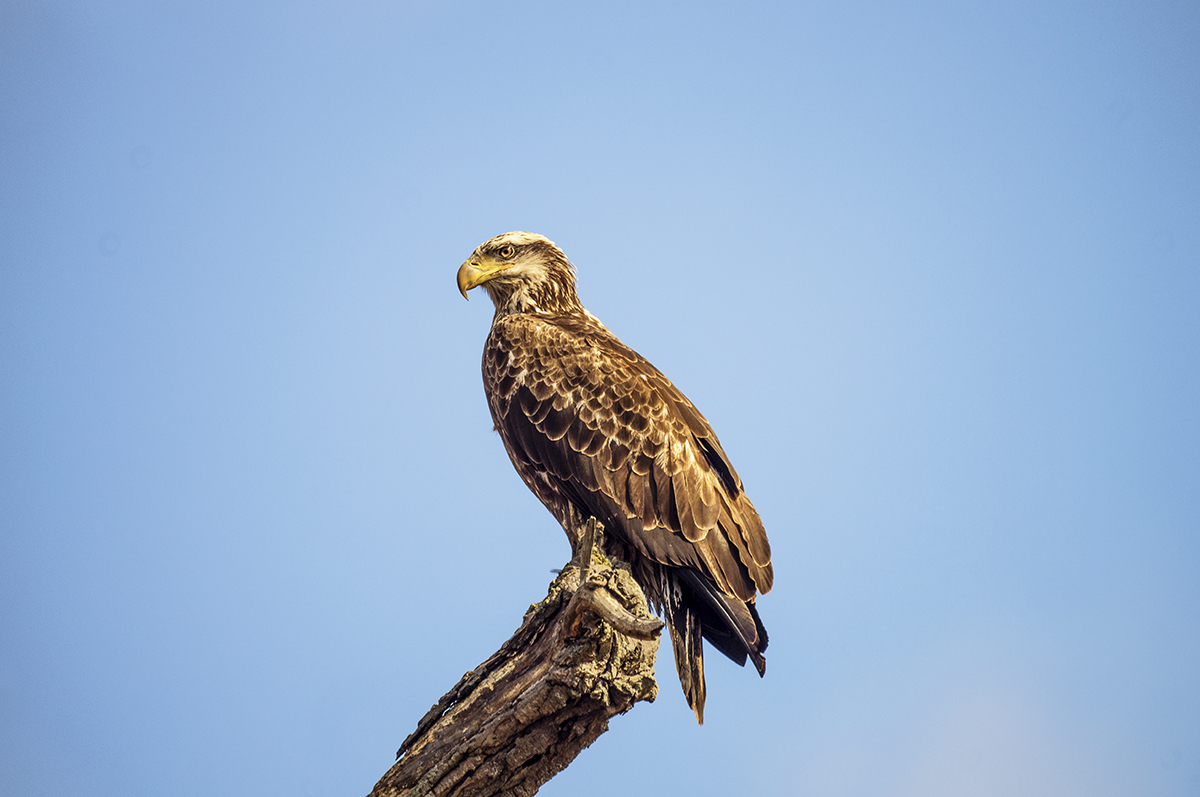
{"left": 2, "top": 2, "right": 1198, "bottom": 795}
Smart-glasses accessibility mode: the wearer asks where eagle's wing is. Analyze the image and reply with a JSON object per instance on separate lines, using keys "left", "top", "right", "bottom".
{"left": 484, "top": 312, "right": 773, "bottom": 605}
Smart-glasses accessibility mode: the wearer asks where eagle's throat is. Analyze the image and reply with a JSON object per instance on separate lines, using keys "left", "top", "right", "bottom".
{"left": 487, "top": 260, "right": 585, "bottom": 318}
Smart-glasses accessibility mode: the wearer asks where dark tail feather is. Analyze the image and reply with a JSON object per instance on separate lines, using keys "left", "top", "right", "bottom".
{"left": 661, "top": 570, "right": 771, "bottom": 723}
{"left": 662, "top": 572, "right": 707, "bottom": 723}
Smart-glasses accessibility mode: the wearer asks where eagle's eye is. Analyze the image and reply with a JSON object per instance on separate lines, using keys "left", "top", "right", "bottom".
{"left": 498, "top": 244, "right": 516, "bottom": 259}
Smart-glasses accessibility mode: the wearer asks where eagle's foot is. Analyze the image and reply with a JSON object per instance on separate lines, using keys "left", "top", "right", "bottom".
{"left": 564, "top": 518, "right": 665, "bottom": 642}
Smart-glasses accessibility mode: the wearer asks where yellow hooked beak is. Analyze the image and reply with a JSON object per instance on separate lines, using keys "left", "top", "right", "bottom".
{"left": 456, "top": 257, "right": 509, "bottom": 300}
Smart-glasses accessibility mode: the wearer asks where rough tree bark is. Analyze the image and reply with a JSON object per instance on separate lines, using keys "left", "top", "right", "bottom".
{"left": 369, "top": 520, "right": 664, "bottom": 797}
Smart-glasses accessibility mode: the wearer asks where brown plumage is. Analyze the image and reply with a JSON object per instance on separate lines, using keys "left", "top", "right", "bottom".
{"left": 457, "top": 231, "right": 773, "bottom": 723}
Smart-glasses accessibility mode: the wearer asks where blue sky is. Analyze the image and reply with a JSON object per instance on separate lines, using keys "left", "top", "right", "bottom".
{"left": 2, "top": 1, "right": 1198, "bottom": 795}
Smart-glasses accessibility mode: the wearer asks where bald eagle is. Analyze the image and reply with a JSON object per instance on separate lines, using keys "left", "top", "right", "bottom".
{"left": 457, "top": 232, "right": 773, "bottom": 723}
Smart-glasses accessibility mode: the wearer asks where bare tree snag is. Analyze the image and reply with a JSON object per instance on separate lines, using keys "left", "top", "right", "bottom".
{"left": 369, "top": 520, "right": 664, "bottom": 797}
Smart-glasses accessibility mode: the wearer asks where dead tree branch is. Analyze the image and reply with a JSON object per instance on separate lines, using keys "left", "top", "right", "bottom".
{"left": 369, "top": 520, "right": 663, "bottom": 797}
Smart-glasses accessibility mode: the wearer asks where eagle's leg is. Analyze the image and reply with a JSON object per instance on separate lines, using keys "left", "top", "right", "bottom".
{"left": 576, "top": 516, "right": 597, "bottom": 578}
{"left": 564, "top": 517, "right": 664, "bottom": 641}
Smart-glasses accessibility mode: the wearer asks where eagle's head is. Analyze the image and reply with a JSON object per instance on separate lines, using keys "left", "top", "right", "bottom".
{"left": 457, "top": 231, "right": 584, "bottom": 317}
